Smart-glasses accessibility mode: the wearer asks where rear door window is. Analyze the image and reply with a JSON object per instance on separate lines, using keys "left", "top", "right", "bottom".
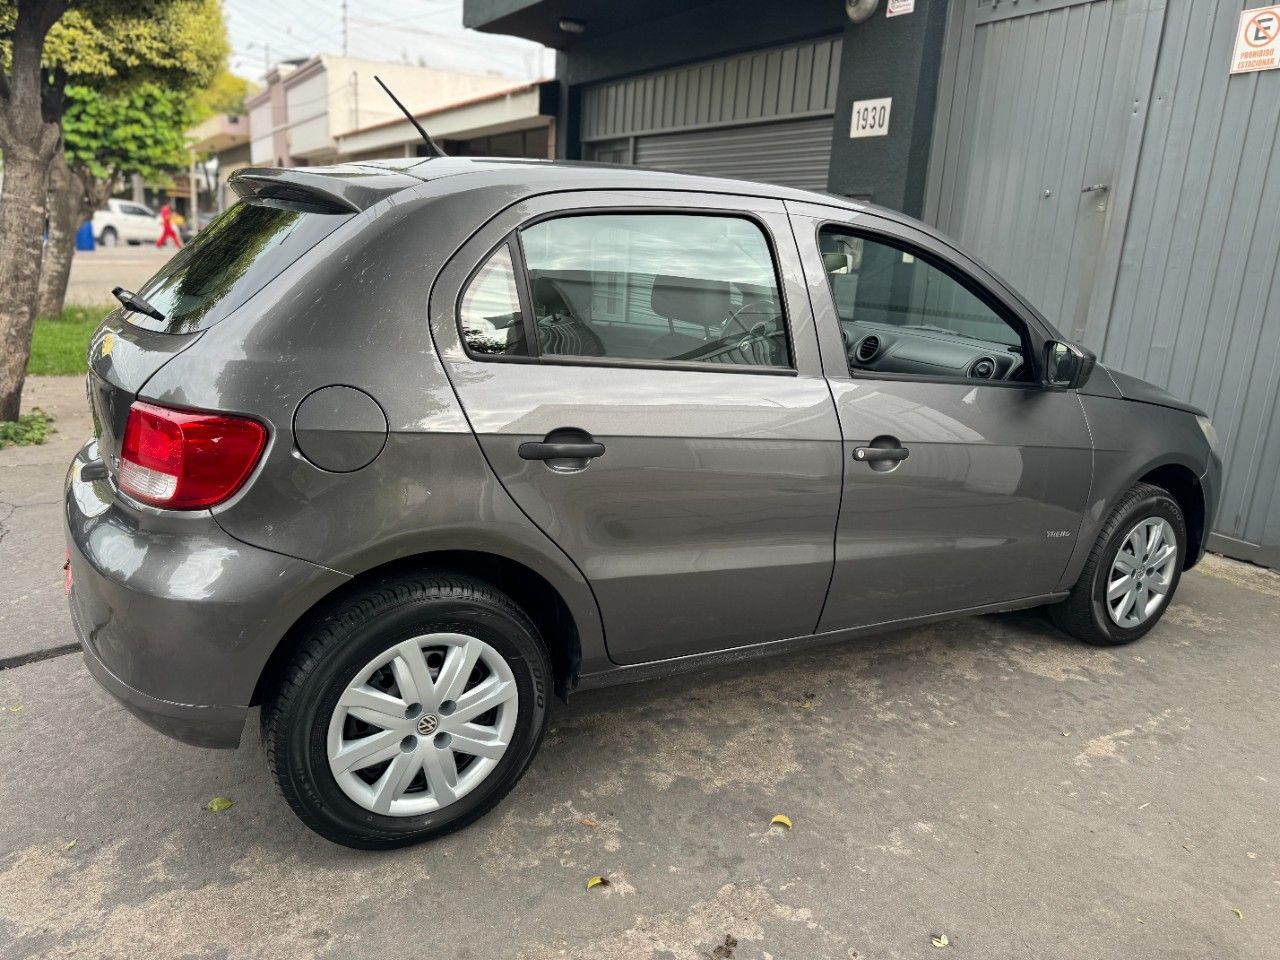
{"left": 517, "top": 213, "right": 792, "bottom": 369}
{"left": 127, "top": 200, "right": 350, "bottom": 333}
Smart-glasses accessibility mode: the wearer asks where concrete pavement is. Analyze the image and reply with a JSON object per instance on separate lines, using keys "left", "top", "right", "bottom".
{"left": 64, "top": 245, "right": 175, "bottom": 308}
{"left": 1, "top": 377, "right": 92, "bottom": 667}
{"left": 1, "top": 376, "right": 1278, "bottom": 959}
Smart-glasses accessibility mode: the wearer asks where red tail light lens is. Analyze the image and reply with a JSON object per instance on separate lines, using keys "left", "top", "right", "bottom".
{"left": 118, "top": 402, "right": 267, "bottom": 509}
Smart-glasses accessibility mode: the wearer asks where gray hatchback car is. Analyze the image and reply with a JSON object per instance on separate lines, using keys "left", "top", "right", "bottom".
{"left": 66, "top": 157, "right": 1221, "bottom": 848}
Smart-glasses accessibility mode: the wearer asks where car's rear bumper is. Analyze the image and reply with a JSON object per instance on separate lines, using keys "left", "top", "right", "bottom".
{"left": 65, "top": 438, "right": 349, "bottom": 749}
{"left": 75, "top": 610, "right": 249, "bottom": 748}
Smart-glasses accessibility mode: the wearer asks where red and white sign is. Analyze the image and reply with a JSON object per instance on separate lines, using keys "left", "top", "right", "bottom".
{"left": 887, "top": 0, "right": 915, "bottom": 17}
{"left": 1231, "top": 4, "right": 1280, "bottom": 74}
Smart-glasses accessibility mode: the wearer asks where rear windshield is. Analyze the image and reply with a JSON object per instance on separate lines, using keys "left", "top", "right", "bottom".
{"left": 129, "top": 200, "right": 350, "bottom": 333}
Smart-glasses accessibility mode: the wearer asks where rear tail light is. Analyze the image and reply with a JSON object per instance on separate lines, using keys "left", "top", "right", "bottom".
{"left": 118, "top": 402, "right": 267, "bottom": 509}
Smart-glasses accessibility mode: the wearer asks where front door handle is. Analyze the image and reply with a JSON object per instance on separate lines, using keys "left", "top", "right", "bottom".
{"left": 854, "top": 445, "right": 910, "bottom": 463}
{"left": 518, "top": 440, "right": 606, "bottom": 461}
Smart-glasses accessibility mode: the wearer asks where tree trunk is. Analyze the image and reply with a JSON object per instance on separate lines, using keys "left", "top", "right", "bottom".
{"left": 0, "top": 150, "right": 53, "bottom": 420}
{"left": 35, "top": 149, "right": 83, "bottom": 321}
{"left": 0, "top": 0, "right": 73, "bottom": 421}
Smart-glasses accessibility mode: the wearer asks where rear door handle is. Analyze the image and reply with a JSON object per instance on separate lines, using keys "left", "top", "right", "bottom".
{"left": 518, "top": 441, "right": 606, "bottom": 461}
{"left": 854, "top": 445, "right": 910, "bottom": 463}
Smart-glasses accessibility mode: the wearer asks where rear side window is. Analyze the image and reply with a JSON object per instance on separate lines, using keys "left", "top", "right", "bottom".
{"left": 459, "top": 244, "right": 528, "bottom": 357}
{"left": 129, "top": 200, "right": 350, "bottom": 333}
{"left": 517, "top": 213, "right": 791, "bottom": 369}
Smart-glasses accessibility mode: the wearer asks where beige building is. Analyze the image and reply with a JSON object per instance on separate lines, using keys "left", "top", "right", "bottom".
{"left": 188, "top": 113, "right": 251, "bottom": 211}
{"left": 335, "top": 80, "right": 555, "bottom": 162}
{"left": 245, "top": 56, "right": 521, "bottom": 167}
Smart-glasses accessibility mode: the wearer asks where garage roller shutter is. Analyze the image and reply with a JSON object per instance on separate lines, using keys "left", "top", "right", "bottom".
{"left": 631, "top": 117, "right": 835, "bottom": 192}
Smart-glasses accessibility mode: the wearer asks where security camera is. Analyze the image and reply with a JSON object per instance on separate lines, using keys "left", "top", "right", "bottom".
{"left": 846, "top": 0, "right": 879, "bottom": 23}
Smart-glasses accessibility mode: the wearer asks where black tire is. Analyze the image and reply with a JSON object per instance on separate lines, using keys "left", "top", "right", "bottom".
{"left": 263, "top": 572, "right": 552, "bottom": 849}
{"left": 1049, "top": 482, "right": 1186, "bottom": 645}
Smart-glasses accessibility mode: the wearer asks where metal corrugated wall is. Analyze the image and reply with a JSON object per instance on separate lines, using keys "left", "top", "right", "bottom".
{"left": 580, "top": 36, "right": 841, "bottom": 142}
{"left": 928, "top": 0, "right": 1280, "bottom": 566}
{"left": 925, "top": 0, "right": 1162, "bottom": 342}
{"left": 580, "top": 36, "right": 841, "bottom": 192}
{"left": 1100, "top": 0, "right": 1280, "bottom": 565}
{"left": 631, "top": 117, "right": 834, "bottom": 191}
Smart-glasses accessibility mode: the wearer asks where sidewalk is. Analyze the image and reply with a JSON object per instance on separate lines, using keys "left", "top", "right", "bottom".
{"left": 0, "top": 376, "right": 92, "bottom": 666}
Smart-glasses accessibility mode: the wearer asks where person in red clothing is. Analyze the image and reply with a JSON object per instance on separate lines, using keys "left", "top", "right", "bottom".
{"left": 156, "top": 200, "right": 183, "bottom": 248}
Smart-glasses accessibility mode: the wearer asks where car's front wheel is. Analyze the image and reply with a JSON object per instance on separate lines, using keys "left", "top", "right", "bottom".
{"left": 1050, "top": 482, "right": 1186, "bottom": 645}
{"left": 263, "top": 573, "right": 552, "bottom": 848}
{"left": 99, "top": 227, "right": 117, "bottom": 248}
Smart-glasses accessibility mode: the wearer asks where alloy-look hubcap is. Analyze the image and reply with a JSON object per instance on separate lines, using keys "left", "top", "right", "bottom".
{"left": 326, "top": 633, "right": 518, "bottom": 817}
{"left": 1106, "top": 517, "right": 1178, "bottom": 628}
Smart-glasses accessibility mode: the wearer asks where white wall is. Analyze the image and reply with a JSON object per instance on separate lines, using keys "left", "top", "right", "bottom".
{"left": 286, "top": 68, "right": 331, "bottom": 159}
{"left": 324, "top": 57, "right": 519, "bottom": 138}
{"left": 247, "top": 98, "right": 273, "bottom": 164}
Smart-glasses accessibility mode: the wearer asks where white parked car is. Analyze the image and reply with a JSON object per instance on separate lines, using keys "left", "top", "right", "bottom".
{"left": 92, "top": 199, "right": 162, "bottom": 247}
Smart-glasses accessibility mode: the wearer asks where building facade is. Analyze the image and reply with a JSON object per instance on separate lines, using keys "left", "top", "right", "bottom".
{"left": 466, "top": 0, "right": 1280, "bottom": 568}
{"left": 244, "top": 56, "right": 523, "bottom": 167}
{"left": 334, "top": 81, "right": 557, "bottom": 162}
{"left": 188, "top": 113, "right": 251, "bottom": 213}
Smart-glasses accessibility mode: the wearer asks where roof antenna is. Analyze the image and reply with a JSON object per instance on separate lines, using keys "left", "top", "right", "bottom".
{"left": 373, "top": 74, "right": 446, "bottom": 158}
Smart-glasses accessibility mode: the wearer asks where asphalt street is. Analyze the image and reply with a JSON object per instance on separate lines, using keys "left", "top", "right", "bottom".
{"left": 1, "top": 375, "right": 1277, "bottom": 959}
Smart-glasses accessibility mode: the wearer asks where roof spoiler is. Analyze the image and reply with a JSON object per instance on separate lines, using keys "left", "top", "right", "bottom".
{"left": 229, "top": 167, "right": 416, "bottom": 213}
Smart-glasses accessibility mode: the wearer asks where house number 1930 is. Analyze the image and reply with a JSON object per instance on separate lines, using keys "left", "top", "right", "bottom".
{"left": 850, "top": 97, "right": 892, "bottom": 138}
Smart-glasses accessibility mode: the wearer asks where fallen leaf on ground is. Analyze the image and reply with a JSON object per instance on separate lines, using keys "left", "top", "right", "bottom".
{"left": 205, "top": 797, "right": 235, "bottom": 812}
{"left": 579, "top": 816, "right": 601, "bottom": 828}
{"left": 710, "top": 933, "right": 739, "bottom": 959}
{"left": 586, "top": 875, "right": 610, "bottom": 890}
{"left": 1233, "top": 908, "right": 1243, "bottom": 920}
{"left": 8, "top": 705, "right": 22, "bottom": 713}
{"left": 770, "top": 814, "right": 793, "bottom": 829}
{"left": 931, "top": 934, "right": 950, "bottom": 948}
{"left": 63, "top": 840, "right": 76, "bottom": 851}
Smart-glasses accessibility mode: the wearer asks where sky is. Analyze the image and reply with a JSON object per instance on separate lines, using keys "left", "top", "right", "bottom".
{"left": 223, "top": 0, "right": 553, "bottom": 83}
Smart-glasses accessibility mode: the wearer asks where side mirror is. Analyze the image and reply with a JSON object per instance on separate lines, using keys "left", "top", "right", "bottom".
{"left": 1044, "top": 340, "right": 1096, "bottom": 389}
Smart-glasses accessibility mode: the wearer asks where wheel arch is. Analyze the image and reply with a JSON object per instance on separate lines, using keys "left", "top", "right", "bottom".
{"left": 1060, "top": 452, "right": 1208, "bottom": 592}
{"left": 1137, "top": 461, "right": 1206, "bottom": 569}
{"left": 251, "top": 549, "right": 586, "bottom": 710}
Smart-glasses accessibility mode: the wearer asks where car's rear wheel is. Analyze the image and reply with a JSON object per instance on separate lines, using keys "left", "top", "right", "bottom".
{"left": 99, "top": 227, "right": 117, "bottom": 248}
{"left": 263, "top": 572, "right": 552, "bottom": 849}
{"left": 1050, "top": 482, "right": 1186, "bottom": 645}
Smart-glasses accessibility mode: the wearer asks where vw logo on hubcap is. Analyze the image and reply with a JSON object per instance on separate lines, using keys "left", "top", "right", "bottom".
{"left": 416, "top": 714, "right": 439, "bottom": 736}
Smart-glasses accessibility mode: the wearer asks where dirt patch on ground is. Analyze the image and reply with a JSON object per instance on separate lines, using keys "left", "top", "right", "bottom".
{"left": 1199, "top": 554, "right": 1280, "bottom": 600}
{"left": 517, "top": 882, "right": 853, "bottom": 960}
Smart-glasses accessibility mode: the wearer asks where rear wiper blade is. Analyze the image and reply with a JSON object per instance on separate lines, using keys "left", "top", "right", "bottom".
{"left": 111, "top": 286, "right": 165, "bottom": 322}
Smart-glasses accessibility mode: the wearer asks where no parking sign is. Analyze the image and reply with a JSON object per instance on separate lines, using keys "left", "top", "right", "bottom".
{"left": 1231, "top": 4, "right": 1280, "bottom": 74}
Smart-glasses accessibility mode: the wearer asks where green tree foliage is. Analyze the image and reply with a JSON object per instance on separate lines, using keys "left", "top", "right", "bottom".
{"left": 192, "top": 68, "right": 256, "bottom": 122}
{"left": 61, "top": 81, "right": 193, "bottom": 184}
{"left": 41, "top": 0, "right": 226, "bottom": 89}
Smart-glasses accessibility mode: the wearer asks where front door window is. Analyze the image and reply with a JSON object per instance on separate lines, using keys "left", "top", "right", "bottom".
{"left": 819, "top": 227, "right": 1031, "bottom": 383}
